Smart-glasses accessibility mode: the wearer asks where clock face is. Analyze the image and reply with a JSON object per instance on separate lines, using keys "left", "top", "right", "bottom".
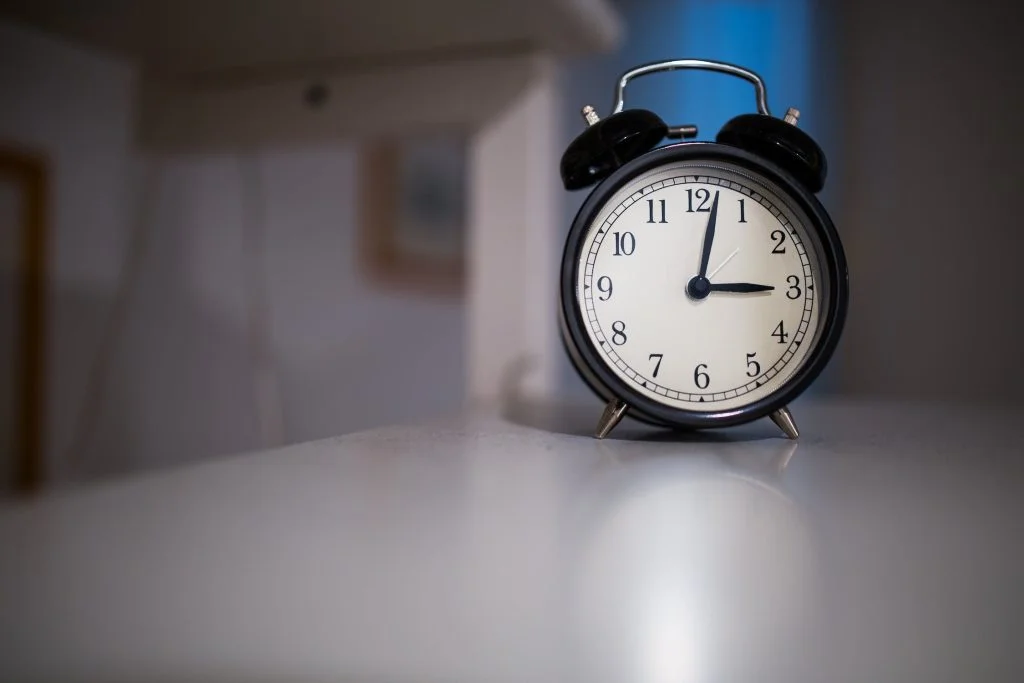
{"left": 573, "top": 158, "right": 828, "bottom": 413}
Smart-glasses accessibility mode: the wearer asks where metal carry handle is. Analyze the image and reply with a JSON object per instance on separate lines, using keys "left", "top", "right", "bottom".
{"left": 611, "top": 58, "right": 772, "bottom": 118}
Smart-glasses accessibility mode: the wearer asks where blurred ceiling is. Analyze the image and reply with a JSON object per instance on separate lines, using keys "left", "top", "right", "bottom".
{"left": 0, "top": 0, "right": 621, "bottom": 79}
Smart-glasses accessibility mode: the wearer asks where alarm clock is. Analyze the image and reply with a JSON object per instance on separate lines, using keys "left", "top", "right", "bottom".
{"left": 558, "top": 59, "right": 848, "bottom": 440}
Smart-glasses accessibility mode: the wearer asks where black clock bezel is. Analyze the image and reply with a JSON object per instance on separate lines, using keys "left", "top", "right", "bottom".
{"left": 559, "top": 141, "right": 849, "bottom": 430}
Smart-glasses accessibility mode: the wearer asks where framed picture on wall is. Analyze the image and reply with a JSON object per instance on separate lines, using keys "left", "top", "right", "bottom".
{"left": 358, "top": 133, "right": 468, "bottom": 297}
{"left": 0, "top": 144, "right": 47, "bottom": 496}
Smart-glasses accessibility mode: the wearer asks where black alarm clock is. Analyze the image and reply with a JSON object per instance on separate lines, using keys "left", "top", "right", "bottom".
{"left": 558, "top": 59, "right": 848, "bottom": 440}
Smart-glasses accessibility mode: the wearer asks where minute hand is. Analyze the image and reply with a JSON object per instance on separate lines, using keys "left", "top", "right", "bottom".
{"left": 696, "top": 191, "right": 721, "bottom": 278}
{"left": 708, "top": 282, "right": 775, "bottom": 293}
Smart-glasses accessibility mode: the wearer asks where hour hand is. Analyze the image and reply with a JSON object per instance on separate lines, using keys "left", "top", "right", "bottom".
{"left": 708, "top": 282, "right": 775, "bottom": 293}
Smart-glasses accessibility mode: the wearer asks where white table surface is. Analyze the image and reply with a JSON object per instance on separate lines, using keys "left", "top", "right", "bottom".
{"left": 2, "top": 396, "right": 1023, "bottom": 682}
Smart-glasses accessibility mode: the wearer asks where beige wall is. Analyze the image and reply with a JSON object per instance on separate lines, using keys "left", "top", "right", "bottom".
{"left": 0, "top": 21, "right": 467, "bottom": 485}
{"left": 833, "top": 0, "right": 1024, "bottom": 401}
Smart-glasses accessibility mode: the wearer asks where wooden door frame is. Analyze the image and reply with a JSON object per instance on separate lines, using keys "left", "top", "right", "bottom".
{"left": 0, "top": 144, "right": 47, "bottom": 494}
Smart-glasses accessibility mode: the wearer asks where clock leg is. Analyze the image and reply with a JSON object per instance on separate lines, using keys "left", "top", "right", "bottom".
{"left": 594, "top": 398, "right": 629, "bottom": 439}
{"left": 770, "top": 406, "right": 800, "bottom": 440}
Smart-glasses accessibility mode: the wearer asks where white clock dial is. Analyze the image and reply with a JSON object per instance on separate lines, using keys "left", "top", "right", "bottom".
{"left": 575, "top": 160, "right": 824, "bottom": 412}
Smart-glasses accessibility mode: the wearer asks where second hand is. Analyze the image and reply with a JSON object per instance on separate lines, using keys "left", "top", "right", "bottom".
{"left": 707, "top": 248, "right": 740, "bottom": 280}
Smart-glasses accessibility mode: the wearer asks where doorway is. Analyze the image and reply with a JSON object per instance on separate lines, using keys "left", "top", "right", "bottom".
{"left": 0, "top": 145, "right": 47, "bottom": 496}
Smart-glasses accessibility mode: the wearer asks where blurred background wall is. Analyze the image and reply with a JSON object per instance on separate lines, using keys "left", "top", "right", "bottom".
{"left": 1, "top": 0, "right": 1022, "bottom": 492}
{"left": 832, "top": 0, "right": 1024, "bottom": 403}
{"left": 0, "top": 20, "right": 466, "bottom": 486}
